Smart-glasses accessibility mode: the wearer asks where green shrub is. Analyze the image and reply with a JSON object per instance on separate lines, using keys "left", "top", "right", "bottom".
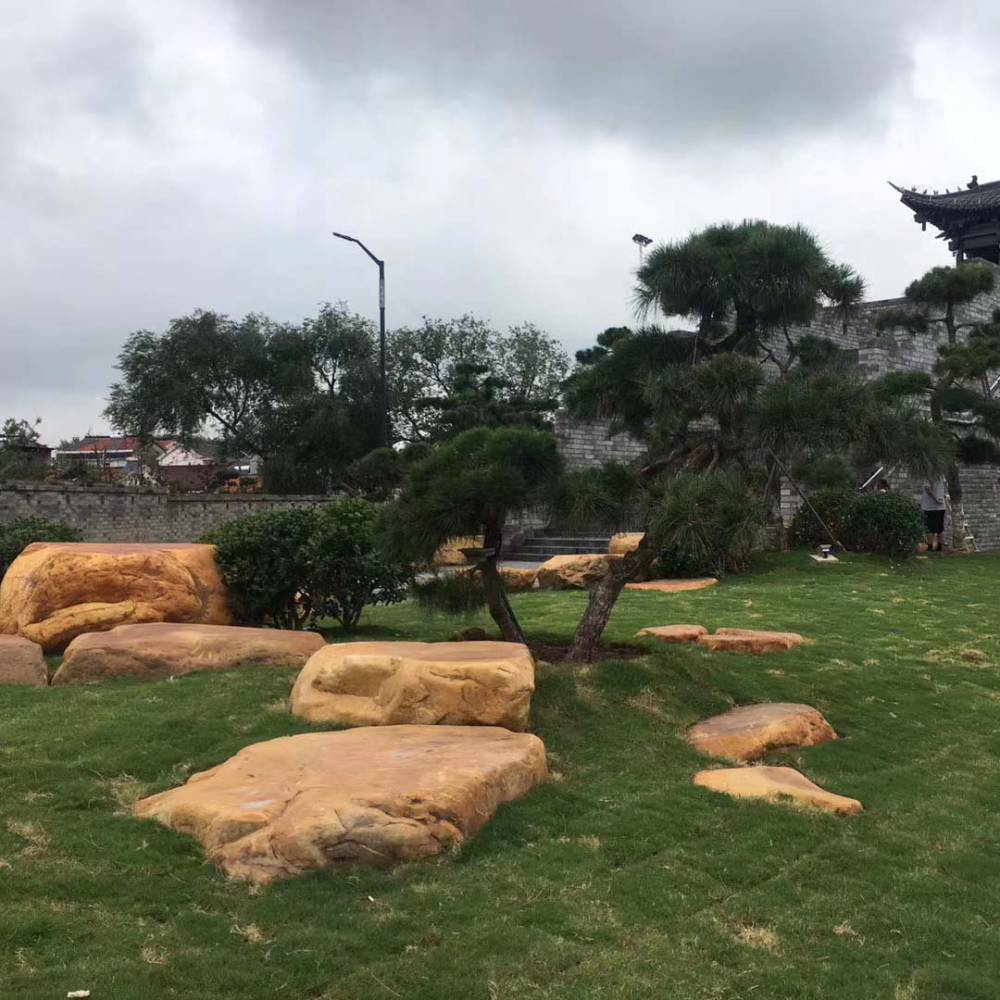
{"left": 308, "top": 499, "right": 410, "bottom": 627}
{"left": 788, "top": 488, "right": 855, "bottom": 549}
{"left": 647, "top": 470, "right": 763, "bottom": 578}
{"left": 844, "top": 492, "right": 924, "bottom": 558}
{"left": 205, "top": 500, "right": 409, "bottom": 630}
{"left": 412, "top": 571, "right": 486, "bottom": 616}
{"left": 0, "top": 516, "right": 79, "bottom": 580}
{"left": 342, "top": 447, "right": 403, "bottom": 501}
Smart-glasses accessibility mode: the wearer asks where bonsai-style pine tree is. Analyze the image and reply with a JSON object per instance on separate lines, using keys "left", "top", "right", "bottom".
{"left": 381, "top": 426, "right": 561, "bottom": 643}
{"left": 875, "top": 262, "right": 998, "bottom": 547}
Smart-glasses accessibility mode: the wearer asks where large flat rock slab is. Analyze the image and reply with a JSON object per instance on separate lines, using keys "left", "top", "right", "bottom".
{"left": 0, "top": 542, "right": 232, "bottom": 651}
{"left": 0, "top": 634, "right": 47, "bottom": 686}
{"left": 698, "top": 628, "right": 806, "bottom": 654}
{"left": 290, "top": 641, "right": 534, "bottom": 729}
{"left": 689, "top": 703, "right": 837, "bottom": 762}
{"left": 636, "top": 624, "right": 707, "bottom": 644}
{"left": 693, "top": 766, "right": 863, "bottom": 816}
{"left": 536, "top": 554, "right": 620, "bottom": 589}
{"left": 53, "top": 623, "right": 324, "bottom": 686}
{"left": 134, "top": 725, "right": 548, "bottom": 882}
{"left": 625, "top": 578, "right": 718, "bottom": 593}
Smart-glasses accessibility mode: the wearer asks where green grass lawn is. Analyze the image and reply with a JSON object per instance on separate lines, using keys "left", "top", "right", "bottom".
{"left": 3, "top": 553, "right": 1000, "bottom": 999}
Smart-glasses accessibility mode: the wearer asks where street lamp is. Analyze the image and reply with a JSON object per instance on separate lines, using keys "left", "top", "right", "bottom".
{"left": 332, "top": 231, "right": 390, "bottom": 448}
{"left": 632, "top": 232, "right": 652, "bottom": 264}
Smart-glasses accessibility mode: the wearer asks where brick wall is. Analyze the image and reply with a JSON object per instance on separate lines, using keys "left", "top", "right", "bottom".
{"left": 0, "top": 483, "right": 336, "bottom": 542}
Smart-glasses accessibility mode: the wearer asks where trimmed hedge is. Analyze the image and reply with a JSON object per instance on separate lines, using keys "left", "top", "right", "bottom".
{"left": 790, "top": 489, "right": 923, "bottom": 558}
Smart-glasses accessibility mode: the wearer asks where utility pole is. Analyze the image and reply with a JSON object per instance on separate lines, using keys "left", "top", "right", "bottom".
{"left": 332, "top": 232, "right": 390, "bottom": 448}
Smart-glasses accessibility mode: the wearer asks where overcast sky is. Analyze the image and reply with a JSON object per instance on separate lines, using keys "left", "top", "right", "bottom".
{"left": 3, "top": 0, "right": 1000, "bottom": 444}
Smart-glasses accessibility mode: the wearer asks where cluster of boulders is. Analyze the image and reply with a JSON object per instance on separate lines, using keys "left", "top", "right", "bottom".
{"left": 0, "top": 539, "right": 862, "bottom": 886}
{"left": 0, "top": 542, "right": 549, "bottom": 884}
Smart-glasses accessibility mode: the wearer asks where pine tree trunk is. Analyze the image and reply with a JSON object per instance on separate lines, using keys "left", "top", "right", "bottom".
{"left": 567, "top": 534, "right": 657, "bottom": 662}
{"left": 480, "top": 518, "right": 527, "bottom": 644}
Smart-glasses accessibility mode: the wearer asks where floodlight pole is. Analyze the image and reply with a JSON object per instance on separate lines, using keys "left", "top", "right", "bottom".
{"left": 333, "top": 231, "right": 390, "bottom": 448}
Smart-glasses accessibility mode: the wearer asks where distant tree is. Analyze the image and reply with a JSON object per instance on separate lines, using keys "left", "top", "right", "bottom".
{"left": 823, "top": 263, "right": 867, "bottom": 339}
{"left": 105, "top": 304, "right": 382, "bottom": 492}
{"left": 389, "top": 316, "right": 569, "bottom": 442}
{"left": 381, "top": 427, "right": 561, "bottom": 643}
{"left": 874, "top": 263, "right": 998, "bottom": 547}
{"left": 1, "top": 417, "right": 41, "bottom": 447}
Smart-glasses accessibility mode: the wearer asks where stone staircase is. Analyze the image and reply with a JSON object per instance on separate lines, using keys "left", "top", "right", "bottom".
{"left": 503, "top": 532, "right": 611, "bottom": 563}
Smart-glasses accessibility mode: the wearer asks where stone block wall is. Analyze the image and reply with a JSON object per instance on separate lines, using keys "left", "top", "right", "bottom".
{"left": 554, "top": 412, "right": 646, "bottom": 471}
{"left": 0, "top": 483, "right": 335, "bottom": 542}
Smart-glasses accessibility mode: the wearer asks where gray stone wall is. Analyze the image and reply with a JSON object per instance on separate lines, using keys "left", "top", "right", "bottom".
{"left": 0, "top": 483, "right": 335, "bottom": 542}
{"left": 554, "top": 412, "right": 646, "bottom": 471}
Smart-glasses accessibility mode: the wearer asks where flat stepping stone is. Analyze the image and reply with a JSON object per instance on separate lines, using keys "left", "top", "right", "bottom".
{"left": 53, "top": 623, "right": 324, "bottom": 685}
{"left": 688, "top": 702, "right": 836, "bottom": 762}
{"left": 134, "top": 725, "right": 547, "bottom": 882}
{"left": 635, "top": 624, "right": 708, "bottom": 644}
{"left": 0, "top": 542, "right": 231, "bottom": 651}
{"left": 536, "top": 554, "right": 621, "bottom": 589}
{"left": 693, "top": 766, "right": 862, "bottom": 816}
{"left": 698, "top": 627, "right": 806, "bottom": 654}
{"left": 290, "top": 640, "right": 535, "bottom": 730}
{"left": 625, "top": 578, "right": 718, "bottom": 593}
{"left": 0, "top": 634, "right": 47, "bottom": 686}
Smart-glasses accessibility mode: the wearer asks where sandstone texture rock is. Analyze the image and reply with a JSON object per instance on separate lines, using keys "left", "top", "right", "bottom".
{"left": 499, "top": 567, "right": 538, "bottom": 592}
{"left": 432, "top": 536, "right": 484, "bottom": 567}
{"left": 0, "top": 634, "right": 48, "bottom": 686}
{"left": 698, "top": 628, "right": 806, "bottom": 654}
{"left": 625, "top": 578, "right": 718, "bottom": 593}
{"left": 134, "top": 725, "right": 548, "bottom": 882}
{"left": 290, "top": 640, "right": 535, "bottom": 729}
{"left": 688, "top": 702, "right": 837, "bottom": 762}
{"left": 636, "top": 624, "right": 708, "bottom": 644}
{"left": 693, "top": 766, "right": 862, "bottom": 816}
{"left": 0, "top": 542, "right": 232, "bottom": 651}
{"left": 53, "top": 622, "right": 325, "bottom": 686}
{"left": 536, "top": 553, "right": 620, "bottom": 589}
{"left": 608, "top": 533, "right": 645, "bottom": 556}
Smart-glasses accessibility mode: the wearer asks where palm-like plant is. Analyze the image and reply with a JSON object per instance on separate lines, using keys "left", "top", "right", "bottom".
{"left": 822, "top": 263, "right": 866, "bottom": 339}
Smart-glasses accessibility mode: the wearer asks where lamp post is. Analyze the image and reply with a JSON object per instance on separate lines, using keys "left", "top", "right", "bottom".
{"left": 332, "top": 231, "right": 390, "bottom": 448}
{"left": 632, "top": 232, "right": 652, "bottom": 264}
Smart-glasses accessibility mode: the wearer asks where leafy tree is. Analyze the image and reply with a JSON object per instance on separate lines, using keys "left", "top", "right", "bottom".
{"left": 105, "top": 304, "right": 383, "bottom": 492}
{"left": 381, "top": 427, "right": 561, "bottom": 643}
{"left": 1, "top": 417, "right": 41, "bottom": 447}
{"left": 389, "top": 316, "right": 569, "bottom": 442}
{"left": 342, "top": 447, "right": 404, "bottom": 501}
{"left": 874, "top": 263, "right": 999, "bottom": 546}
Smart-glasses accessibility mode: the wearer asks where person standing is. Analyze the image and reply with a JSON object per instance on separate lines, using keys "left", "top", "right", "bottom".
{"left": 921, "top": 477, "right": 947, "bottom": 552}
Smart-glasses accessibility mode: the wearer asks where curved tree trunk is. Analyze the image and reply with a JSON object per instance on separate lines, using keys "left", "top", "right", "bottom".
{"left": 567, "top": 533, "right": 658, "bottom": 662}
{"left": 479, "top": 518, "right": 527, "bottom": 644}
{"left": 946, "top": 461, "right": 964, "bottom": 551}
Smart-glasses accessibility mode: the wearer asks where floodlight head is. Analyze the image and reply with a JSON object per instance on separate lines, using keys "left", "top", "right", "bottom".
{"left": 632, "top": 233, "right": 653, "bottom": 247}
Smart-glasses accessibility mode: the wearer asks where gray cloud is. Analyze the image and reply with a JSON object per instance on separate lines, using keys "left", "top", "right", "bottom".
{"left": 1, "top": 0, "right": 999, "bottom": 446}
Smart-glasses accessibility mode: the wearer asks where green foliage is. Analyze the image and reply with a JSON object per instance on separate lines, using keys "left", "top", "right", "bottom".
{"left": 905, "top": 262, "right": 996, "bottom": 308}
{"left": 646, "top": 470, "right": 763, "bottom": 577}
{"left": 792, "top": 454, "right": 855, "bottom": 491}
{"left": 870, "top": 371, "right": 933, "bottom": 400}
{"left": 635, "top": 220, "right": 842, "bottom": 353}
{"left": 874, "top": 308, "right": 929, "bottom": 334}
{"left": 381, "top": 427, "right": 562, "bottom": 564}
{"left": 844, "top": 492, "right": 924, "bottom": 558}
{"left": 343, "top": 447, "right": 403, "bottom": 501}
{"left": 790, "top": 490, "right": 923, "bottom": 557}
{"left": 550, "top": 462, "right": 642, "bottom": 532}
{"left": 106, "top": 304, "right": 383, "bottom": 492}
{"left": 0, "top": 517, "right": 79, "bottom": 580}
{"left": 389, "top": 316, "right": 569, "bottom": 442}
{"left": 205, "top": 500, "right": 409, "bottom": 630}
{"left": 788, "top": 488, "right": 855, "bottom": 549}
{"left": 956, "top": 435, "right": 1000, "bottom": 465}
{"left": 1, "top": 417, "right": 41, "bottom": 447}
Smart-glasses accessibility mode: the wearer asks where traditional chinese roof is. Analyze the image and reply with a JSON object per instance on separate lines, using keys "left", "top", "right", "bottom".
{"left": 890, "top": 179, "right": 1000, "bottom": 215}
